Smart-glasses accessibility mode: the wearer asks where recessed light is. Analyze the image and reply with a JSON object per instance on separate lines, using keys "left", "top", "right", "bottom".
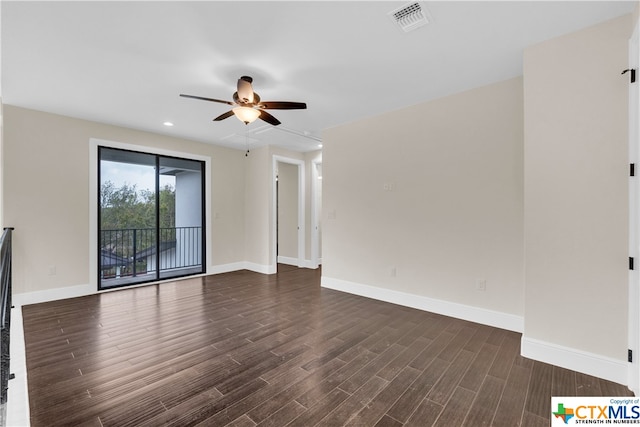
{"left": 163, "top": 121, "right": 174, "bottom": 127}
{"left": 318, "top": 144, "right": 323, "bottom": 148}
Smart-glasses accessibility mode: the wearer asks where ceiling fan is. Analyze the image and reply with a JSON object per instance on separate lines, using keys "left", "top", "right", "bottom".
{"left": 180, "top": 76, "right": 307, "bottom": 126}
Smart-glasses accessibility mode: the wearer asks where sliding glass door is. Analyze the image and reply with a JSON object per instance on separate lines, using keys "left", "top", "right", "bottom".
{"left": 98, "top": 147, "right": 205, "bottom": 289}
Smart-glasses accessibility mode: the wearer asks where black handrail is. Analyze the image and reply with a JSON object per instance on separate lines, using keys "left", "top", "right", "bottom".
{"left": 0, "top": 228, "right": 14, "bottom": 404}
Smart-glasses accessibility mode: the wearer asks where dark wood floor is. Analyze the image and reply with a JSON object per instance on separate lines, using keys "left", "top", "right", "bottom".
{"left": 23, "top": 265, "right": 632, "bottom": 426}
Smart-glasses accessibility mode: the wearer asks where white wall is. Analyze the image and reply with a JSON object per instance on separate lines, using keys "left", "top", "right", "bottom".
{"left": 523, "top": 15, "right": 631, "bottom": 366}
{"left": 243, "top": 145, "right": 271, "bottom": 270}
{"left": 175, "top": 171, "right": 202, "bottom": 228}
{"left": 322, "top": 77, "right": 524, "bottom": 329}
{"left": 175, "top": 170, "right": 203, "bottom": 267}
{"left": 321, "top": 13, "right": 633, "bottom": 385}
{"left": 3, "top": 105, "right": 246, "bottom": 294}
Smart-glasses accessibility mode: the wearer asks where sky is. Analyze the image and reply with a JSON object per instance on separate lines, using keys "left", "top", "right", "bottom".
{"left": 101, "top": 161, "right": 174, "bottom": 192}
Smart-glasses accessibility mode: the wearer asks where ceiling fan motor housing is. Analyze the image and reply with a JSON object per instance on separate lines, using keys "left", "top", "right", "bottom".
{"left": 179, "top": 75, "right": 306, "bottom": 127}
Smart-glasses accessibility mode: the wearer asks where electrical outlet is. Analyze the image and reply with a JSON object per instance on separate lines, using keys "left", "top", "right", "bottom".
{"left": 476, "top": 279, "right": 486, "bottom": 291}
{"left": 48, "top": 266, "right": 57, "bottom": 276}
{"left": 390, "top": 267, "right": 397, "bottom": 277}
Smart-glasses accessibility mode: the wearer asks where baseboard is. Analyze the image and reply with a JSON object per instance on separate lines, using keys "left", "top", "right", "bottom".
{"left": 277, "top": 256, "right": 299, "bottom": 266}
{"left": 209, "top": 262, "right": 246, "bottom": 275}
{"left": 301, "top": 259, "right": 321, "bottom": 269}
{"left": 13, "top": 262, "right": 283, "bottom": 307}
{"left": 212, "top": 261, "right": 281, "bottom": 275}
{"left": 321, "top": 276, "right": 524, "bottom": 333}
{"left": 244, "top": 262, "right": 277, "bottom": 275}
{"left": 277, "top": 257, "right": 322, "bottom": 270}
{"left": 521, "top": 336, "right": 628, "bottom": 386}
{"left": 13, "top": 283, "right": 94, "bottom": 307}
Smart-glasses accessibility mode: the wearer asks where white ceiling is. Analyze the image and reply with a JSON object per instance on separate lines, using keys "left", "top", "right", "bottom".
{"left": 2, "top": 1, "right": 636, "bottom": 153}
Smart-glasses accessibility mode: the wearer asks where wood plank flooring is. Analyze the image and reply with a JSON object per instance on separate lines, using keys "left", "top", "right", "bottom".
{"left": 22, "top": 265, "right": 632, "bottom": 426}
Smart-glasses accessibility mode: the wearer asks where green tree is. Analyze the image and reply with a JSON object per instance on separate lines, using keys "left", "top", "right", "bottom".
{"left": 100, "top": 181, "right": 175, "bottom": 230}
{"left": 100, "top": 181, "right": 176, "bottom": 265}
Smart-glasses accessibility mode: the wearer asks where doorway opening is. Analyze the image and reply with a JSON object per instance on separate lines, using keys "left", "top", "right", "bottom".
{"left": 272, "top": 156, "right": 305, "bottom": 272}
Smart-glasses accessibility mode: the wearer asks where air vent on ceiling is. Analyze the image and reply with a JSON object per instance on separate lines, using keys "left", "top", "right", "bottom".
{"left": 388, "top": 2, "right": 430, "bottom": 33}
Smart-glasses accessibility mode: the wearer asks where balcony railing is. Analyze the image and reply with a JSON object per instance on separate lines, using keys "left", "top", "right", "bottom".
{"left": 0, "top": 228, "right": 14, "bottom": 409}
{"left": 100, "top": 226, "right": 202, "bottom": 281}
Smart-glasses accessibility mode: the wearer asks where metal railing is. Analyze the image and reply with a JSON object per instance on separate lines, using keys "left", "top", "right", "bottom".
{"left": 100, "top": 226, "right": 202, "bottom": 279}
{"left": 0, "top": 228, "right": 14, "bottom": 405}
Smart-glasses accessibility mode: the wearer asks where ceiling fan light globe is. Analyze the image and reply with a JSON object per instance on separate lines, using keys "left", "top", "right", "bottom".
{"left": 233, "top": 106, "right": 260, "bottom": 124}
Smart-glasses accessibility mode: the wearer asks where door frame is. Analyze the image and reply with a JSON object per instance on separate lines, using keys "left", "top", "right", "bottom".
{"left": 629, "top": 18, "right": 639, "bottom": 395}
{"left": 271, "top": 155, "right": 305, "bottom": 271}
{"left": 310, "top": 157, "right": 322, "bottom": 268}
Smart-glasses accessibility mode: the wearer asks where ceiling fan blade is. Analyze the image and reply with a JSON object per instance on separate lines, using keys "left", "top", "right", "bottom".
{"left": 259, "top": 101, "right": 307, "bottom": 110}
{"left": 258, "top": 110, "right": 281, "bottom": 126}
{"left": 237, "top": 76, "right": 254, "bottom": 103}
{"left": 213, "top": 110, "right": 235, "bottom": 121}
{"left": 180, "top": 94, "right": 234, "bottom": 106}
